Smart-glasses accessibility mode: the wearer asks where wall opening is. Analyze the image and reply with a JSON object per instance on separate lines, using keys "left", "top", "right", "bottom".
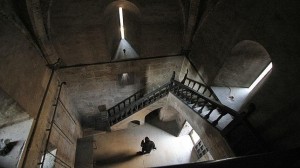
{"left": 249, "top": 62, "right": 272, "bottom": 91}
{"left": 41, "top": 148, "right": 57, "bottom": 168}
{"left": 211, "top": 40, "right": 272, "bottom": 111}
{"left": 119, "top": 7, "right": 125, "bottom": 39}
{"left": 104, "top": 1, "right": 141, "bottom": 61}
{"left": 213, "top": 40, "right": 272, "bottom": 87}
{"left": 189, "top": 129, "right": 200, "bottom": 144}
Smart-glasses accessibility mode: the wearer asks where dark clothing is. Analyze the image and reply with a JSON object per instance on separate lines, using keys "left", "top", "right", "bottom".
{"left": 141, "top": 139, "right": 156, "bottom": 154}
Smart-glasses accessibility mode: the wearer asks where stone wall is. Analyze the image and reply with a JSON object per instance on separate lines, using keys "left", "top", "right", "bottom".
{"left": 167, "top": 93, "right": 234, "bottom": 159}
{"left": 58, "top": 56, "right": 184, "bottom": 128}
{"left": 188, "top": 0, "right": 300, "bottom": 150}
{"left": 49, "top": 85, "right": 82, "bottom": 168}
{"left": 179, "top": 57, "right": 205, "bottom": 84}
{"left": 159, "top": 106, "right": 179, "bottom": 122}
{"left": 14, "top": 74, "right": 82, "bottom": 168}
{"left": 0, "top": 88, "right": 29, "bottom": 128}
{"left": 0, "top": 2, "right": 48, "bottom": 118}
{"left": 0, "top": 2, "right": 82, "bottom": 166}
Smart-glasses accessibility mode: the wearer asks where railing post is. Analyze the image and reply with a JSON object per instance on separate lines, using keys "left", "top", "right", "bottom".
{"left": 181, "top": 69, "right": 188, "bottom": 84}
{"left": 171, "top": 71, "right": 175, "bottom": 81}
{"left": 212, "top": 110, "right": 225, "bottom": 126}
{"left": 204, "top": 108, "right": 215, "bottom": 119}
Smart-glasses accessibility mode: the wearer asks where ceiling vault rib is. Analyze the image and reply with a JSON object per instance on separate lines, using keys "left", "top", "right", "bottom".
{"left": 26, "top": 0, "right": 59, "bottom": 64}
{"left": 183, "top": 0, "right": 201, "bottom": 50}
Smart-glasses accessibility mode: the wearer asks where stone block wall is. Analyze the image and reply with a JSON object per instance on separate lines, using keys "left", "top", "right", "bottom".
{"left": 0, "top": 2, "right": 83, "bottom": 166}
{"left": 0, "top": 88, "right": 29, "bottom": 128}
{"left": 179, "top": 57, "right": 205, "bottom": 84}
{"left": 188, "top": 0, "right": 300, "bottom": 150}
{"left": 58, "top": 56, "right": 184, "bottom": 128}
{"left": 167, "top": 93, "right": 234, "bottom": 159}
{"left": 18, "top": 76, "right": 82, "bottom": 168}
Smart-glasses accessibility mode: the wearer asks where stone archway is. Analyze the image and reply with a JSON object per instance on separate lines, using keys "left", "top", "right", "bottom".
{"left": 103, "top": 0, "right": 141, "bottom": 60}
{"left": 213, "top": 40, "right": 271, "bottom": 87}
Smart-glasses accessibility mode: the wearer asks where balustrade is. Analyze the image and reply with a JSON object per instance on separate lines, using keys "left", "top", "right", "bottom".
{"left": 98, "top": 72, "right": 242, "bottom": 136}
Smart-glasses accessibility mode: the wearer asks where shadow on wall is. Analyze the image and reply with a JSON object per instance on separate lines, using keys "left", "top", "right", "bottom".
{"left": 94, "top": 151, "right": 140, "bottom": 166}
{"left": 0, "top": 88, "right": 29, "bottom": 128}
{"left": 145, "top": 109, "right": 180, "bottom": 137}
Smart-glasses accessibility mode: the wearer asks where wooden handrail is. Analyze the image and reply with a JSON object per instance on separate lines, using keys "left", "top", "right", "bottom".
{"left": 107, "top": 89, "right": 144, "bottom": 116}
{"left": 171, "top": 80, "right": 238, "bottom": 117}
{"left": 99, "top": 72, "right": 266, "bottom": 156}
{"left": 184, "top": 77, "right": 220, "bottom": 101}
{"left": 108, "top": 82, "right": 171, "bottom": 124}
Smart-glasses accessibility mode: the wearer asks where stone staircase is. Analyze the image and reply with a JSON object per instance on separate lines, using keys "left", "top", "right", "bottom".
{"left": 95, "top": 72, "right": 266, "bottom": 155}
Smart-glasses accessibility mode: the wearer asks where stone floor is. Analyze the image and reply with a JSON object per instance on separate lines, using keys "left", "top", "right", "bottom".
{"left": 92, "top": 121, "right": 198, "bottom": 168}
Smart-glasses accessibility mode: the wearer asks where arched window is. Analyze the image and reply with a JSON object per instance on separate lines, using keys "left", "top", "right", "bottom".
{"left": 211, "top": 40, "right": 272, "bottom": 111}
{"left": 103, "top": 1, "right": 141, "bottom": 60}
{"left": 213, "top": 40, "right": 272, "bottom": 88}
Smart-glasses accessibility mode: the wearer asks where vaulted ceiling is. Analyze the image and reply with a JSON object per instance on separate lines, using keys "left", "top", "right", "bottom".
{"left": 2, "top": 0, "right": 277, "bottom": 126}
{"left": 42, "top": 0, "right": 186, "bottom": 65}
{"left": 21, "top": 0, "right": 190, "bottom": 125}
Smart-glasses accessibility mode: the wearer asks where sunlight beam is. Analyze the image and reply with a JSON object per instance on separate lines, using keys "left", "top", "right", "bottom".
{"left": 119, "top": 7, "right": 125, "bottom": 39}
{"left": 249, "top": 62, "right": 273, "bottom": 91}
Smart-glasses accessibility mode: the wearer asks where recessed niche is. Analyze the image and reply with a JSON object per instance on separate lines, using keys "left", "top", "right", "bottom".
{"left": 118, "top": 72, "right": 134, "bottom": 86}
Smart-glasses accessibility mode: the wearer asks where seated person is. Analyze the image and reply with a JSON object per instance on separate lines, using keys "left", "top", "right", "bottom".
{"left": 140, "top": 137, "right": 156, "bottom": 154}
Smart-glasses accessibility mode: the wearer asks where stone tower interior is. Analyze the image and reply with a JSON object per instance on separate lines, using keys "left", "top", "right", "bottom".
{"left": 0, "top": 0, "right": 299, "bottom": 167}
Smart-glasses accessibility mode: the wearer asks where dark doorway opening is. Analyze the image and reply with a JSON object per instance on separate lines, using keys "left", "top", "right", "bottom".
{"left": 145, "top": 109, "right": 179, "bottom": 136}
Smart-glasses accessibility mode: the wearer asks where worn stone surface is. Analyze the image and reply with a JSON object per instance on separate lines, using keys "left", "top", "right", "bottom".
{"left": 159, "top": 106, "right": 179, "bottom": 122}
{"left": 18, "top": 76, "right": 83, "bottom": 168}
{"left": 0, "top": 3, "right": 83, "bottom": 167}
{"left": 111, "top": 96, "right": 168, "bottom": 131}
{"left": 93, "top": 123, "right": 197, "bottom": 168}
{"left": 1, "top": 0, "right": 300, "bottom": 166}
{"left": 50, "top": 0, "right": 183, "bottom": 65}
{"left": 213, "top": 40, "right": 271, "bottom": 87}
{"left": 0, "top": 12, "right": 48, "bottom": 118}
{"left": 190, "top": 0, "right": 273, "bottom": 86}
{"left": 0, "top": 88, "right": 29, "bottom": 128}
{"left": 58, "top": 56, "right": 184, "bottom": 127}
{"left": 75, "top": 136, "right": 94, "bottom": 168}
{"left": 179, "top": 57, "right": 205, "bottom": 84}
{"left": 167, "top": 93, "right": 234, "bottom": 159}
{"left": 187, "top": 0, "right": 300, "bottom": 150}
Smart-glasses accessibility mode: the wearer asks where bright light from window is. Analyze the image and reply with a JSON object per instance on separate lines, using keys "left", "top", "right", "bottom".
{"left": 249, "top": 62, "right": 273, "bottom": 90}
{"left": 190, "top": 130, "right": 200, "bottom": 144}
{"left": 121, "top": 73, "right": 129, "bottom": 81}
{"left": 119, "top": 7, "right": 125, "bottom": 39}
